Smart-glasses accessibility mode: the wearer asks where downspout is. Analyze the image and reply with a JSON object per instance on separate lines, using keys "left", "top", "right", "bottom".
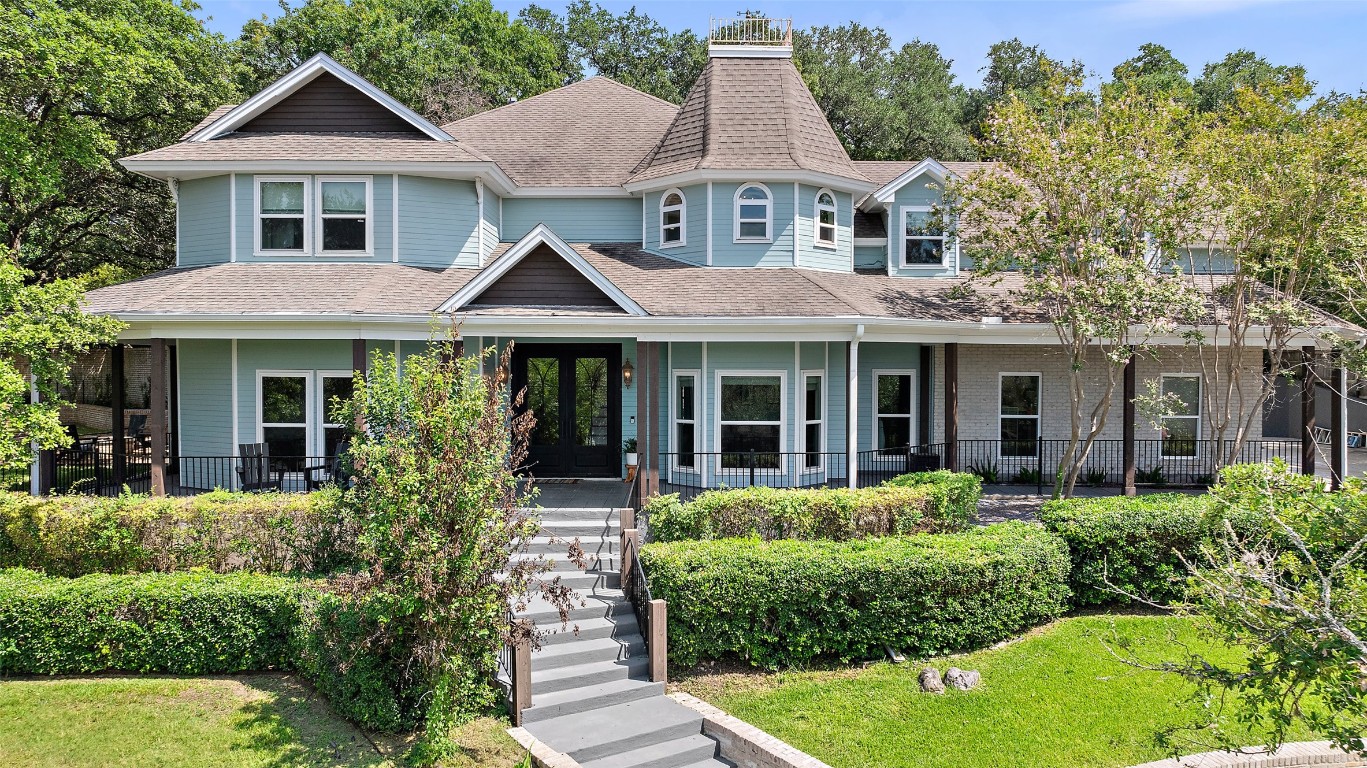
{"left": 848, "top": 323, "right": 864, "bottom": 489}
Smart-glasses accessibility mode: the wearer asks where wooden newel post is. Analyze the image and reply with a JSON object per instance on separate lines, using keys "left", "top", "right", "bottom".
{"left": 648, "top": 599, "right": 667, "bottom": 684}
{"left": 511, "top": 639, "right": 531, "bottom": 727}
{"left": 1301, "top": 346, "right": 1317, "bottom": 477}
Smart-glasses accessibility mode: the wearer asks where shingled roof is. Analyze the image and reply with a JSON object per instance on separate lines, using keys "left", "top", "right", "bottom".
{"left": 444, "top": 77, "right": 680, "bottom": 188}
{"left": 630, "top": 57, "right": 868, "bottom": 185}
{"left": 123, "top": 132, "right": 491, "bottom": 164}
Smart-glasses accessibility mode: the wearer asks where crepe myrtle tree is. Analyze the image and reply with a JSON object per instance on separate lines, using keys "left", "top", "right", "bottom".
{"left": 945, "top": 69, "right": 1203, "bottom": 497}
{"left": 1179, "top": 77, "right": 1367, "bottom": 467}
{"left": 335, "top": 336, "right": 581, "bottom": 764}
{"left": 0, "top": 257, "right": 123, "bottom": 473}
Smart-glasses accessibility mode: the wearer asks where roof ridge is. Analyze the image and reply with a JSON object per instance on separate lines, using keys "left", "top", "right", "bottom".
{"left": 788, "top": 265, "right": 863, "bottom": 315}
{"left": 590, "top": 75, "right": 682, "bottom": 110}
{"left": 441, "top": 76, "right": 676, "bottom": 131}
{"left": 779, "top": 61, "right": 807, "bottom": 169}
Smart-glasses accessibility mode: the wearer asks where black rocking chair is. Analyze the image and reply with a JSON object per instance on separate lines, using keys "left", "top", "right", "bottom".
{"left": 236, "top": 442, "right": 283, "bottom": 492}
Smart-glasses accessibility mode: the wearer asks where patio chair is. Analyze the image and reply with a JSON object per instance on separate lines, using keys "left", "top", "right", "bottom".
{"left": 304, "top": 441, "right": 351, "bottom": 491}
{"left": 126, "top": 414, "right": 151, "bottom": 449}
{"left": 236, "top": 442, "right": 282, "bottom": 492}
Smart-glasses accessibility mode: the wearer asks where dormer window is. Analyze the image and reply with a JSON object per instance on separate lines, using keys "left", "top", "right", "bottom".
{"left": 660, "top": 189, "right": 686, "bottom": 248}
{"left": 901, "top": 206, "right": 946, "bottom": 267}
{"left": 814, "top": 189, "right": 837, "bottom": 248}
{"left": 734, "top": 184, "right": 772, "bottom": 242}
{"left": 256, "top": 177, "right": 309, "bottom": 253}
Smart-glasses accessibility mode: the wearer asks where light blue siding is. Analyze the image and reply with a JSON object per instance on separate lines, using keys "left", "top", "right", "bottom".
{"left": 644, "top": 186, "right": 706, "bottom": 265}
{"left": 500, "top": 198, "right": 643, "bottom": 243}
{"left": 234, "top": 340, "right": 355, "bottom": 451}
{"left": 855, "top": 342, "right": 923, "bottom": 451}
{"left": 372, "top": 175, "right": 394, "bottom": 262}
{"left": 889, "top": 175, "right": 957, "bottom": 278}
{"left": 709, "top": 182, "right": 796, "bottom": 267}
{"left": 794, "top": 185, "right": 853, "bottom": 271}
{"left": 1172, "top": 246, "right": 1236, "bottom": 275}
{"left": 481, "top": 190, "right": 500, "bottom": 262}
{"left": 177, "top": 176, "right": 231, "bottom": 266}
{"left": 854, "top": 245, "right": 886, "bottom": 271}
{"left": 398, "top": 176, "right": 480, "bottom": 267}
{"left": 176, "top": 339, "right": 235, "bottom": 489}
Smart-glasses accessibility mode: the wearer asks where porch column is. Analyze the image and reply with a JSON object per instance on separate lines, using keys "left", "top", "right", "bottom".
{"left": 148, "top": 339, "right": 167, "bottom": 497}
{"left": 111, "top": 344, "right": 126, "bottom": 487}
{"left": 352, "top": 339, "right": 367, "bottom": 378}
{"left": 944, "top": 343, "right": 959, "bottom": 472}
{"left": 30, "top": 373, "right": 52, "bottom": 496}
{"left": 1122, "top": 350, "right": 1137, "bottom": 496}
{"left": 635, "top": 341, "right": 648, "bottom": 494}
{"left": 647, "top": 342, "right": 661, "bottom": 497}
{"left": 1301, "top": 346, "right": 1317, "bottom": 477}
{"left": 1332, "top": 352, "right": 1347, "bottom": 490}
{"left": 168, "top": 344, "right": 179, "bottom": 470}
{"left": 918, "top": 347, "right": 932, "bottom": 447}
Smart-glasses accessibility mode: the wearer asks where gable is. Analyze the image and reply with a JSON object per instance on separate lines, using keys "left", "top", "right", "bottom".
{"left": 238, "top": 72, "right": 424, "bottom": 134}
{"left": 469, "top": 244, "right": 624, "bottom": 310}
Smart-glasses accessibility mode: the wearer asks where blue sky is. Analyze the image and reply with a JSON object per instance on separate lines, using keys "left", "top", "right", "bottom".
{"left": 196, "top": 0, "right": 1367, "bottom": 95}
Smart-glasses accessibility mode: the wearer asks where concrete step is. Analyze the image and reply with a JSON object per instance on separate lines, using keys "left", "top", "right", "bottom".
{"left": 537, "top": 613, "right": 638, "bottom": 646}
{"left": 511, "top": 552, "right": 618, "bottom": 572}
{"left": 517, "top": 589, "right": 628, "bottom": 623}
{"left": 578, "top": 734, "right": 719, "bottom": 768}
{"left": 674, "top": 762, "right": 733, "bottom": 768}
{"left": 529, "top": 535, "right": 617, "bottom": 556}
{"left": 528, "top": 570, "right": 619, "bottom": 591}
{"left": 522, "top": 678, "right": 664, "bottom": 724}
{"left": 539, "top": 520, "right": 622, "bottom": 537}
{"left": 532, "top": 634, "right": 645, "bottom": 671}
{"left": 522, "top": 697, "right": 704, "bottom": 764}
{"left": 531, "top": 657, "right": 649, "bottom": 695}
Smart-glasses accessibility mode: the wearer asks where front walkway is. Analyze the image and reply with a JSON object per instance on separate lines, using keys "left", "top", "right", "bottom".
{"left": 525, "top": 479, "right": 632, "bottom": 510}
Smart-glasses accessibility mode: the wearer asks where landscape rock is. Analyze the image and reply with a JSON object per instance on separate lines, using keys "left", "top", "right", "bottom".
{"left": 945, "top": 667, "right": 982, "bottom": 691}
{"left": 919, "top": 667, "right": 945, "bottom": 694}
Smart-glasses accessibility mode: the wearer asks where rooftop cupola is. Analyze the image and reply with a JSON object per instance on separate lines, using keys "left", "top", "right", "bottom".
{"left": 707, "top": 16, "right": 793, "bottom": 59}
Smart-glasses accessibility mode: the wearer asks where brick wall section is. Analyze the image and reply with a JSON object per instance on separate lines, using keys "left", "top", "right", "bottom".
{"left": 505, "top": 726, "right": 583, "bottom": 768}
{"left": 930, "top": 344, "right": 1266, "bottom": 444}
{"left": 669, "top": 692, "right": 834, "bottom": 768}
{"left": 1127, "top": 741, "right": 1365, "bottom": 768}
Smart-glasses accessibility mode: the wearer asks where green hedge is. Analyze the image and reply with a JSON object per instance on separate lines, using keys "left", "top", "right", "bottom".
{"left": 0, "top": 489, "right": 357, "bottom": 577}
{"left": 882, "top": 470, "right": 982, "bottom": 531}
{"left": 640, "top": 522, "right": 1070, "bottom": 668}
{"left": 1039, "top": 492, "right": 1264, "bottom": 606}
{"left": 0, "top": 568, "right": 418, "bottom": 733}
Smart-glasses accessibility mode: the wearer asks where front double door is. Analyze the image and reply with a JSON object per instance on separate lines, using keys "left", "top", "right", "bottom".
{"left": 511, "top": 344, "right": 621, "bottom": 478}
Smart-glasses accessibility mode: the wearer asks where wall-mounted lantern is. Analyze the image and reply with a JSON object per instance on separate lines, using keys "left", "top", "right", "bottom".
{"left": 622, "top": 358, "right": 635, "bottom": 388}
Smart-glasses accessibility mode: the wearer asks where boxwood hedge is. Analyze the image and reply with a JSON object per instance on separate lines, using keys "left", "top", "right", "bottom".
{"left": 639, "top": 522, "right": 1070, "bottom": 668}
{"left": 882, "top": 470, "right": 982, "bottom": 531}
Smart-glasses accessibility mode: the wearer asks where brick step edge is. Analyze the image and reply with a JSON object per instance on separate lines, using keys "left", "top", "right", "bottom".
{"left": 667, "top": 691, "right": 834, "bottom": 768}
{"left": 507, "top": 726, "right": 584, "bottom": 768}
{"left": 1126, "top": 741, "right": 1366, "bottom": 768}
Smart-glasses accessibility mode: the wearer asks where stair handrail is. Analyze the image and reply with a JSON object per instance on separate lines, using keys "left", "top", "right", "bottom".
{"left": 621, "top": 527, "right": 668, "bottom": 683}
{"left": 499, "top": 607, "right": 533, "bottom": 725}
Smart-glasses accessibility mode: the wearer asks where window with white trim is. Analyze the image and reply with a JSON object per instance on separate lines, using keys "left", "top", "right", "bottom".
{"left": 718, "top": 373, "right": 783, "bottom": 468}
{"left": 801, "top": 371, "right": 824, "bottom": 469}
{"left": 734, "top": 184, "right": 772, "bottom": 242}
{"left": 901, "top": 206, "right": 946, "bottom": 266}
{"left": 260, "top": 373, "right": 310, "bottom": 461}
{"left": 256, "top": 177, "right": 309, "bottom": 253}
{"left": 673, "top": 371, "right": 698, "bottom": 470}
{"left": 1161, "top": 375, "right": 1201, "bottom": 457}
{"left": 660, "top": 189, "right": 686, "bottom": 247}
{"left": 320, "top": 373, "right": 355, "bottom": 459}
{"left": 316, "top": 176, "right": 371, "bottom": 254}
{"left": 999, "top": 373, "right": 1040, "bottom": 457}
{"left": 874, "top": 372, "right": 914, "bottom": 454}
{"left": 814, "top": 190, "right": 837, "bottom": 248}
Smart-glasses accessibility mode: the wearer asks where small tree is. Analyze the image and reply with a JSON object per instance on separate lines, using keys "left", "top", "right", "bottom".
{"left": 337, "top": 337, "right": 576, "bottom": 763}
{"left": 0, "top": 258, "right": 123, "bottom": 471}
{"left": 948, "top": 70, "right": 1202, "bottom": 497}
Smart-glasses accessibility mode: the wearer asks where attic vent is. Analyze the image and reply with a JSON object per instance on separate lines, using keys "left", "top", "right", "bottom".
{"left": 708, "top": 17, "right": 793, "bottom": 56}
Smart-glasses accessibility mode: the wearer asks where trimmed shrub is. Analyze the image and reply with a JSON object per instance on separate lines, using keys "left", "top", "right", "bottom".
{"left": 883, "top": 470, "right": 982, "bottom": 531}
{"left": 644, "top": 484, "right": 934, "bottom": 542}
{"left": 0, "top": 488, "right": 357, "bottom": 577}
{"left": 1039, "top": 492, "right": 1263, "bottom": 606}
{"left": 0, "top": 567, "right": 300, "bottom": 675}
{"left": 640, "top": 522, "right": 1071, "bottom": 668}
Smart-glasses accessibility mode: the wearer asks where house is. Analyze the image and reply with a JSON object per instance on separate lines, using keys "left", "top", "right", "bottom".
{"left": 76, "top": 19, "right": 1358, "bottom": 498}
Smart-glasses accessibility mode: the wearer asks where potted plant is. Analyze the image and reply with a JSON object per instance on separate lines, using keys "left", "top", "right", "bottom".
{"left": 623, "top": 438, "right": 638, "bottom": 467}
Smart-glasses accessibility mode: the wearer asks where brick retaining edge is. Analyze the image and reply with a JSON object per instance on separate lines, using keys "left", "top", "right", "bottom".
{"left": 668, "top": 691, "right": 835, "bottom": 768}
{"left": 506, "top": 726, "right": 583, "bottom": 768}
{"left": 1129, "top": 741, "right": 1365, "bottom": 768}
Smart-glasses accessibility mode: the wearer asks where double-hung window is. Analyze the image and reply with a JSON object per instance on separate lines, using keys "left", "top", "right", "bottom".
{"left": 999, "top": 373, "right": 1041, "bottom": 457}
{"left": 814, "top": 190, "right": 837, "bottom": 248}
{"left": 660, "top": 189, "right": 686, "bottom": 247}
{"left": 1161, "top": 375, "right": 1201, "bottom": 457}
{"left": 256, "top": 177, "right": 309, "bottom": 254}
{"left": 673, "top": 371, "right": 698, "bottom": 470}
{"left": 874, "top": 372, "right": 914, "bottom": 454}
{"left": 801, "top": 372, "right": 824, "bottom": 469}
{"left": 734, "top": 184, "right": 772, "bottom": 242}
{"left": 901, "top": 206, "right": 946, "bottom": 266}
{"left": 259, "top": 373, "right": 310, "bottom": 468}
{"left": 317, "top": 176, "right": 371, "bottom": 254}
{"left": 320, "top": 372, "right": 355, "bottom": 459}
{"left": 718, "top": 373, "right": 784, "bottom": 468}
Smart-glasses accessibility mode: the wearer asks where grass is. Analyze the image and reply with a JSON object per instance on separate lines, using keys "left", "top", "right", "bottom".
{"left": 0, "top": 674, "right": 527, "bottom": 768}
{"left": 675, "top": 614, "right": 1314, "bottom": 768}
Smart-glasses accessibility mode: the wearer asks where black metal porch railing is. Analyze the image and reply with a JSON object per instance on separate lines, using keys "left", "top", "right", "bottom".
{"left": 172, "top": 455, "right": 341, "bottom": 496}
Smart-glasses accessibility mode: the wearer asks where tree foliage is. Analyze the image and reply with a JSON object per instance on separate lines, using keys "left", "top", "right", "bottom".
{"left": 0, "top": 0, "right": 236, "bottom": 280}
{"left": 0, "top": 260, "right": 123, "bottom": 471}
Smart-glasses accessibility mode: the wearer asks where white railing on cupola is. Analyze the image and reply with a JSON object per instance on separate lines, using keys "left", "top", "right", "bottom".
{"left": 708, "top": 16, "right": 793, "bottom": 47}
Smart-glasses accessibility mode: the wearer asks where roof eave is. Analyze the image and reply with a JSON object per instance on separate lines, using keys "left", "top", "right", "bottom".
{"left": 625, "top": 168, "right": 874, "bottom": 195}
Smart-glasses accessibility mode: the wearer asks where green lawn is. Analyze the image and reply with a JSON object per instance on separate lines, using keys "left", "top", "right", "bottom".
{"left": 0, "top": 674, "right": 526, "bottom": 768}
{"left": 677, "top": 615, "right": 1311, "bottom": 768}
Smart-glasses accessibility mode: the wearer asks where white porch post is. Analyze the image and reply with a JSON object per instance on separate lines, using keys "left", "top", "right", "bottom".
{"left": 29, "top": 373, "right": 40, "bottom": 496}
{"left": 847, "top": 324, "right": 863, "bottom": 489}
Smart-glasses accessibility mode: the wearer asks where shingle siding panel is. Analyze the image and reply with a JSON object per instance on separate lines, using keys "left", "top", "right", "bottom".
{"left": 177, "top": 176, "right": 231, "bottom": 267}
{"left": 500, "top": 198, "right": 643, "bottom": 243}
{"left": 239, "top": 73, "right": 422, "bottom": 134}
{"left": 398, "top": 176, "right": 479, "bottom": 268}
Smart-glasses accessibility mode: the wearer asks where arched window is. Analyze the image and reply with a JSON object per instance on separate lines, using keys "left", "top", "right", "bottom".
{"left": 814, "top": 189, "right": 837, "bottom": 247}
{"left": 660, "top": 188, "right": 685, "bottom": 247}
{"left": 734, "top": 183, "right": 772, "bottom": 242}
